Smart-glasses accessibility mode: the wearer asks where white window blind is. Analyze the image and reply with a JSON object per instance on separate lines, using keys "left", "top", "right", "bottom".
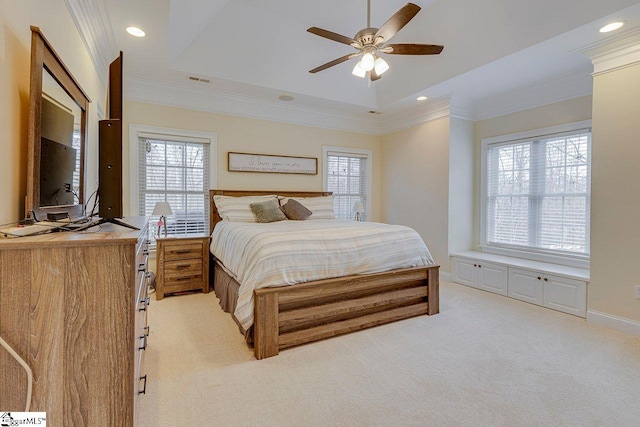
{"left": 485, "top": 130, "right": 591, "bottom": 256}
{"left": 326, "top": 151, "right": 368, "bottom": 220}
{"left": 72, "top": 127, "right": 81, "bottom": 204}
{"left": 138, "top": 135, "right": 210, "bottom": 236}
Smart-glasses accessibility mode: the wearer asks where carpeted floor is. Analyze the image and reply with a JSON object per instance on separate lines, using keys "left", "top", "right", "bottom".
{"left": 137, "top": 281, "right": 640, "bottom": 426}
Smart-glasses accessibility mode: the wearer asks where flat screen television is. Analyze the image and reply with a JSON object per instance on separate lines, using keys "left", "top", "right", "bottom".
{"left": 40, "top": 138, "right": 77, "bottom": 206}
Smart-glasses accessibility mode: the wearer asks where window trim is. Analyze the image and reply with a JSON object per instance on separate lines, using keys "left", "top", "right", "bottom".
{"left": 129, "top": 124, "right": 218, "bottom": 216}
{"left": 322, "top": 146, "right": 372, "bottom": 221}
{"left": 480, "top": 120, "right": 591, "bottom": 269}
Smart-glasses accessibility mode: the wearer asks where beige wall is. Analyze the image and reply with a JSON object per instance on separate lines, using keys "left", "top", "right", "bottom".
{"left": 381, "top": 116, "right": 451, "bottom": 271}
{"left": 124, "top": 101, "right": 383, "bottom": 221}
{"left": 449, "top": 117, "right": 474, "bottom": 256}
{"left": 590, "top": 63, "right": 640, "bottom": 323}
{"left": 0, "top": 19, "right": 29, "bottom": 224}
{"left": 473, "top": 96, "right": 594, "bottom": 249}
{"left": 0, "top": 0, "right": 106, "bottom": 225}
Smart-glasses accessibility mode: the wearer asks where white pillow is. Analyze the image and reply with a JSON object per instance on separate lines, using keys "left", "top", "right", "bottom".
{"left": 214, "top": 195, "right": 277, "bottom": 222}
{"left": 279, "top": 195, "right": 335, "bottom": 220}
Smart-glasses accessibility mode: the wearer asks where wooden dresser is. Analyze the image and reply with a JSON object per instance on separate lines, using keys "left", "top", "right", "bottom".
{"left": 0, "top": 217, "right": 150, "bottom": 426}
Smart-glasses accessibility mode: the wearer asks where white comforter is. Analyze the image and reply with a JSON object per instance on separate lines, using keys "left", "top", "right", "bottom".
{"left": 210, "top": 220, "right": 435, "bottom": 331}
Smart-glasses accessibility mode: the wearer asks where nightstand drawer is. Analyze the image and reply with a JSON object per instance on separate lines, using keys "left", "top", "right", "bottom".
{"left": 164, "top": 275, "right": 204, "bottom": 289}
{"left": 163, "top": 243, "right": 203, "bottom": 261}
{"left": 164, "top": 259, "right": 203, "bottom": 278}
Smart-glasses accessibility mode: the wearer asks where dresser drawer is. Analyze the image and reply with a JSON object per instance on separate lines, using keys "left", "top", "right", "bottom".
{"left": 163, "top": 243, "right": 203, "bottom": 261}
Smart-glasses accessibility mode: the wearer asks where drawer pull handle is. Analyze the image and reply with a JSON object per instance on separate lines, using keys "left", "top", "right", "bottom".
{"left": 143, "top": 249, "right": 149, "bottom": 256}
{"left": 174, "top": 249, "right": 192, "bottom": 254}
{"left": 478, "top": 265, "right": 481, "bottom": 268}
{"left": 144, "top": 326, "right": 150, "bottom": 337}
{"left": 138, "top": 262, "right": 147, "bottom": 272}
{"left": 138, "top": 375, "right": 147, "bottom": 395}
{"left": 176, "top": 276, "right": 192, "bottom": 281}
{"left": 138, "top": 296, "right": 150, "bottom": 312}
{"left": 176, "top": 264, "right": 191, "bottom": 269}
{"left": 139, "top": 334, "right": 147, "bottom": 351}
{"left": 543, "top": 278, "right": 548, "bottom": 282}
{"left": 537, "top": 276, "right": 542, "bottom": 280}
{"left": 473, "top": 264, "right": 477, "bottom": 267}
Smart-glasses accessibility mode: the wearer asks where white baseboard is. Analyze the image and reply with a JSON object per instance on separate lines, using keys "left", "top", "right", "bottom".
{"left": 587, "top": 310, "right": 640, "bottom": 337}
{"left": 440, "top": 271, "right": 451, "bottom": 283}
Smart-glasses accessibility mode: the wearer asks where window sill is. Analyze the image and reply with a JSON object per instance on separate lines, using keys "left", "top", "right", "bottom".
{"left": 479, "top": 245, "right": 589, "bottom": 270}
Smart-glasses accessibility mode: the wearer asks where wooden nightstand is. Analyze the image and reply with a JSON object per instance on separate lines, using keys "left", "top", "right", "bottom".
{"left": 156, "top": 233, "right": 210, "bottom": 300}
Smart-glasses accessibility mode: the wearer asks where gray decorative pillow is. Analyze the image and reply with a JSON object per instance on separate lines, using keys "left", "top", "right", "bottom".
{"left": 250, "top": 198, "right": 287, "bottom": 223}
{"left": 280, "top": 199, "right": 312, "bottom": 220}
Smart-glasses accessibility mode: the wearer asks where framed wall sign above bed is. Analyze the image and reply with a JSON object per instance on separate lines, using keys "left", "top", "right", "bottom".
{"left": 228, "top": 152, "right": 317, "bottom": 175}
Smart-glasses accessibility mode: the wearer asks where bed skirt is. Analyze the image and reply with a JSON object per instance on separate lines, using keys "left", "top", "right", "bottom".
{"left": 213, "top": 260, "right": 254, "bottom": 343}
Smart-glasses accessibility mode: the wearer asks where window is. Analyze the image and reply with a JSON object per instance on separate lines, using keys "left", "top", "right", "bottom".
{"left": 131, "top": 125, "right": 217, "bottom": 240}
{"left": 323, "top": 147, "right": 372, "bottom": 221}
{"left": 482, "top": 122, "right": 591, "bottom": 262}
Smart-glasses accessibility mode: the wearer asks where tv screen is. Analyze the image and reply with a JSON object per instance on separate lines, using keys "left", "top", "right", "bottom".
{"left": 40, "top": 137, "right": 77, "bottom": 207}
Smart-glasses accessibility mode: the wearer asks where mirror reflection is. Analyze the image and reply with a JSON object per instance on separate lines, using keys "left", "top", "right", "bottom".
{"left": 40, "top": 69, "right": 82, "bottom": 207}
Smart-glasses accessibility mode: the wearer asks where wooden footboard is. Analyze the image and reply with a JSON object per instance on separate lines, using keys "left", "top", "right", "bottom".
{"left": 253, "top": 265, "right": 439, "bottom": 359}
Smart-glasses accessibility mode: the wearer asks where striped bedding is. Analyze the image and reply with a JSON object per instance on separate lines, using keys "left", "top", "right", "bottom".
{"left": 210, "top": 220, "right": 435, "bottom": 331}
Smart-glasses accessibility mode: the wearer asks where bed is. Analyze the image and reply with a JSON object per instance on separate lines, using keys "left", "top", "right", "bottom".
{"left": 209, "top": 190, "right": 440, "bottom": 359}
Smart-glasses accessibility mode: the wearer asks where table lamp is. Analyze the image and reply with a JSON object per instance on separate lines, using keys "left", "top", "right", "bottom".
{"left": 152, "top": 202, "right": 173, "bottom": 236}
{"left": 352, "top": 201, "right": 365, "bottom": 221}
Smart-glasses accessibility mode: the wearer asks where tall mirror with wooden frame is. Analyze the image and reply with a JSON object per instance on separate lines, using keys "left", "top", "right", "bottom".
{"left": 26, "top": 26, "right": 90, "bottom": 220}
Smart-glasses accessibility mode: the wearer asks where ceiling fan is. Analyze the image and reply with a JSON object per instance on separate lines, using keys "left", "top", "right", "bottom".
{"left": 307, "top": 1, "right": 443, "bottom": 81}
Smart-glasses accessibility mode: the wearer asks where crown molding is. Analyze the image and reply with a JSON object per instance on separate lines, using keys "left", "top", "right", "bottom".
{"left": 578, "top": 26, "right": 640, "bottom": 75}
{"left": 125, "top": 77, "right": 385, "bottom": 135}
{"left": 467, "top": 69, "right": 593, "bottom": 121}
{"left": 379, "top": 96, "right": 452, "bottom": 134}
{"left": 64, "top": 0, "right": 117, "bottom": 87}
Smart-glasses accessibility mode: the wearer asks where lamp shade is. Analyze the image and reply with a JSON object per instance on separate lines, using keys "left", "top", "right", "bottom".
{"left": 360, "top": 53, "right": 375, "bottom": 71}
{"left": 152, "top": 202, "right": 173, "bottom": 216}
{"left": 352, "top": 61, "right": 366, "bottom": 78}
{"left": 352, "top": 201, "right": 365, "bottom": 213}
{"left": 374, "top": 57, "right": 389, "bottom": 75}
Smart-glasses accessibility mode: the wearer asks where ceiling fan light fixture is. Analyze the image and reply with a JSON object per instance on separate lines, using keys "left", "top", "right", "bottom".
{"left": 374, "top": 57, "right": 389, "bottom": 75}
{"left": 352, "top": 61, "right": 367, "bottom": 78}
{"left": 360, "top": 53, "right": 375, "bottom": 71}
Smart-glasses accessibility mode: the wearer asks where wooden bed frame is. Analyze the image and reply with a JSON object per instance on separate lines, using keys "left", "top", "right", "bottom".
{"left": 209, "top": 190, "right": 440, "bottom": 359}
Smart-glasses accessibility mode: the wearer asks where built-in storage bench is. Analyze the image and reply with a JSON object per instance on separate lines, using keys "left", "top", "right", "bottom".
{"left": 451, "top": 251, "right": 589, "bottom": 318}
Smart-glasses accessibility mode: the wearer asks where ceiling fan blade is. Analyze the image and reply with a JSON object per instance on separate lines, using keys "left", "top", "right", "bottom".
{"left": 309, "top": 53, "right": 359, "bottom": 73}
{"left": 370, "top": 68, "right": 382, "bottom": 82}
{"left": 307, "top": 27, "right": 361, "bottom": 48}
{"left": 374, "top": 3, "right": 421, "bottom": 45}
{"left": 384, "top": 44, "right": 444, "bottom": 55}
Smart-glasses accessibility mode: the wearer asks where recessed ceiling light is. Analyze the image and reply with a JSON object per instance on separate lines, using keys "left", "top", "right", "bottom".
{"left": 126, "top": 27, "right": 146, "bottom": 37}
{"left": 417, "top": 96, "right": 428, "bottom": 101}
{"left": 278, "top": 95, "right": 294, "bottom": 101}
{"left": 599, "top": 21, "right": 624, "bottom": 33}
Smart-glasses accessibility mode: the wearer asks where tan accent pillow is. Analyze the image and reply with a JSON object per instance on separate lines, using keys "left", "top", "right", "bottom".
{"left": 280, "top": 199, "right": 312, "bottom": 220}
{"left": 250, "top": 198, "right": 287, "bottom": 223}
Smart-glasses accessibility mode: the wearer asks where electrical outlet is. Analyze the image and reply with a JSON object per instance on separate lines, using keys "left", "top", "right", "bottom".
{"left": 636, "top": 285, "right": 640, "bottom": 299}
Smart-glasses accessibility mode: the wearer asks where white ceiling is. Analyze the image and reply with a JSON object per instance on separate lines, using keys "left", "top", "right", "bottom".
{"left": 93, "top": 0, "right": 640, "bottom": 130}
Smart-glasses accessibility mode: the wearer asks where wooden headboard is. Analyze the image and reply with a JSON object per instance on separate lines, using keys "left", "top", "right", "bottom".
{"left": 209, "top": 190, "right": 333, "bottom": 235}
